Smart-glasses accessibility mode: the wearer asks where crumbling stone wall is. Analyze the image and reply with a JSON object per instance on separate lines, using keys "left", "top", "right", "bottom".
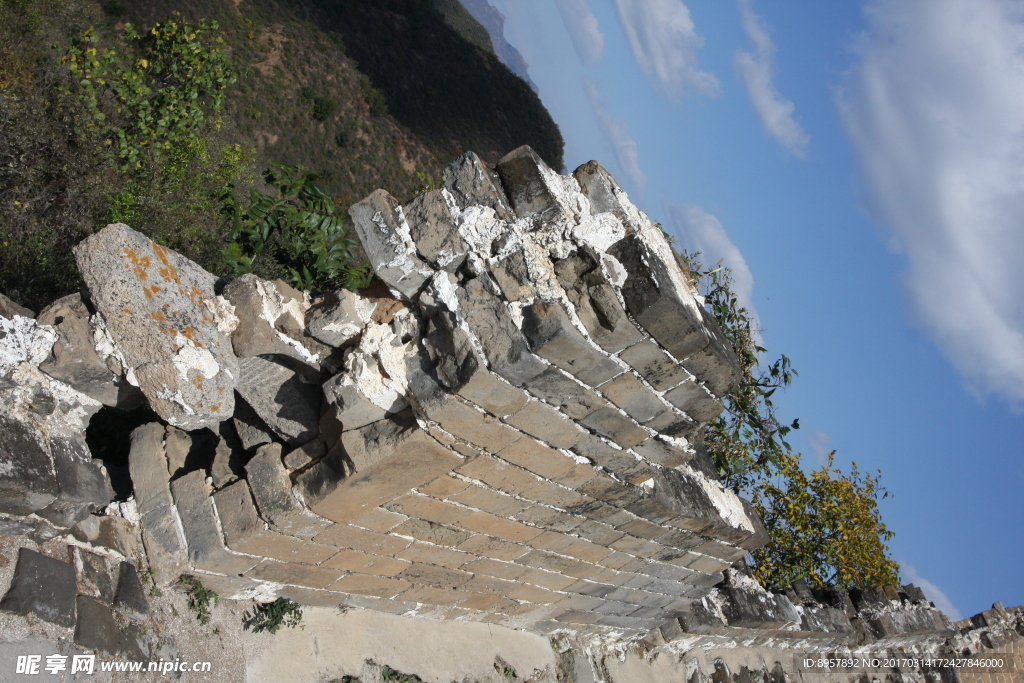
{"left": 1, "top": 146, "right": 1022, "bottom": 682}
{"left": 0, "top": 145, "right": 765, "bottom": 637}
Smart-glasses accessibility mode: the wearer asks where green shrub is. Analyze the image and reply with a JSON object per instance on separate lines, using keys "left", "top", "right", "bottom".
{"left": 178, "top": 574, "right": 218, "bottom": 625}
{"left": 60, "top": 17, "right": 235, "bottom": 170}
{"left": 221, "top": 163, "right": 372, "bottom": 290}
{"left": 359, "top": 74, "right": 387, "bottom": 117}
{"left": 681, "top": 252, "right": 899, "bottom": 590}
{"left": 242, "top": 598, "right": 303, "bottom": 634}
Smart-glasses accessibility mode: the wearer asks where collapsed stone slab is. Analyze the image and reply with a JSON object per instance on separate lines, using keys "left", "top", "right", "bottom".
{"left": 73, "top": 223, "right": 239, "bottom": 430}
{"left": 0, "top": 548, "right": 78, "bottom": 627}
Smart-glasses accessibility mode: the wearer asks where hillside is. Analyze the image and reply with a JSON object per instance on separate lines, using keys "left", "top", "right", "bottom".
{"left": 0, "top": 0, "right": 563, "bottom": 310}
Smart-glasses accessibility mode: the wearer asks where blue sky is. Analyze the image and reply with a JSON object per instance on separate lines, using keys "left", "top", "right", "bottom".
{"left": 474, "top": 0, "right": 1024, "bottom": 619}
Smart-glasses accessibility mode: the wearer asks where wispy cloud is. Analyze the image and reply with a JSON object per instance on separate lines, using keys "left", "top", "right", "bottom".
{"left": 663, "top": 202, "right": 759, "bottom": 334}
{"left": 839, "top": 0, "right": 1024, "bottom": 407}
{"left": 733, "top": 0, "right": 809, "bottom": 157}
{"left": 806, "top": 430, "right": 833, "bottom": 466}
{"left": 901, "top": 562, "right": 962, "bottom": 621}
{"left": 583, "top": 79, "right": 647, "bottom": 195}
{"left": 555, "top": 0, "right": 604, "bottom": 64}
{"left": 611, "top": 0, "right": 719, "bottom": 97}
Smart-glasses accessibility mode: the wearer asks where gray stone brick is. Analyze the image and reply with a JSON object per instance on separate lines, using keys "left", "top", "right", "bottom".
{"left": 349, "top": 189, "right": 434, "bottom": 298}
{"left": 443, "top": 150, "right": 515, "bottom": 222}
{"left": 599, "top": 373, "right": 669, "bottom": 424}
{"left": 170, "top": 470, "right": 259, "bottom": 575}
{"left": 521, "top": 300, "right": 623, "bottom": 387}
{"left": 579, "top": 407, "right": 649, "bottom": 449}
{"left": 403, "top": 188, "right": 469, "bottom": 273}
{"left": 523, "top": 367, "right": 606, "bottom": 420}
{"left": 632, "top": 437, "right": 691, "bottom": 468}
{"left": 505, "top": 400, "right": 586, "bottom": 449}
{"left": 663, "top": 380, "right": 724, "bottom": 423}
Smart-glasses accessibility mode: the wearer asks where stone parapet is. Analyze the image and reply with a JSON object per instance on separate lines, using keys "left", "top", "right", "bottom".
{"left": 3, "top": 147, "right": 762, "bottom": 638}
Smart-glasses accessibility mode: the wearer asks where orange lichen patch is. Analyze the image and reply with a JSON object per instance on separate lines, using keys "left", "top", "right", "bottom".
{"left": 209, "top": 404, "right": 220, "bottom": 412}
{"left": 142, "top": 284, "right": 162, "bottom": 299}
{"left": 122, "top": 309, "right": 133, "bottom": 315}
{"left": 123, "top": 247, "right": 151, "bottom": 281}
{"left": 180, "top": 326, "right": 203, "bottom": 347}
{"left": 191, "top": 376, "right": 204, "bottom": 390}
{"left": 151, "top": 311, "right": 168, "bottom": 323}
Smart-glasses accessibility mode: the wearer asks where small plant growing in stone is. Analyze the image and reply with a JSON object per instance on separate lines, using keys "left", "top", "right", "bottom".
{"left": 381, "top": 667, "right": 422, "bottom": 683}
{"left": 242, "top": 597, "right": 303, "bottom": 634}
{"left": 178, "top": 574, "right": 218, "bottom": 625}
{"left": 142, "top": 567, "right": 162, "bottom": 598}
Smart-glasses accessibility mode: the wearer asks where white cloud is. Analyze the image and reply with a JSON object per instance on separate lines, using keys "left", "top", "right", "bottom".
{"left": 733, "top": 0, "right": 809, "bottom": 157}
{"left": 555, "top": 0, "right": 604, "bottom": 64}
{"left": 901, "top": 562, "right": 962, "bottom": 621}
{"left": 611, "top": 0, "right": 719, "bottom": 96}
{"left": 806, "top": 430, "right": 833, "bottom": 466}
{"left": 839, "top": 0, "right": 1024, "bottom": 407}
{"left": 583, "top": 79, "right": 647, "bottom": 195}
{"left": 663, "top": 202, "right": 759, "bottom": 334}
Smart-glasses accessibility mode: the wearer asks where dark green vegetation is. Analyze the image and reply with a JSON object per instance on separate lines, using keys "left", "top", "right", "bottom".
{"left": 178, "top": 574, "right": 219, "bottom": 625}
{"left": 683, "top": 253, "right": 901, "bottom": 590}
{"left": 242, "top": 597, "right": 303, "bottom": 634}
{"left": 0, "top": 0, "right": 563, "bottom": 309}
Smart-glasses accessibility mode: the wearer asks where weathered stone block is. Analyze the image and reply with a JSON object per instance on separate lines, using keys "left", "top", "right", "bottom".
{"left": 519, "top": 479, "right": 587, "bottom": 510}
{"left": 606, "top": 238, "right": 740, "bottom": 397}
{"left": 663, "top": 380, "right": 724, "bottom": 423}
{"left": 73, "top": 224, "right": 238, "bottom": 429}
{"left": 398, "top": 562, "right": 473, "bottom": 589}
{"left": 403, "top": 188, "right": 469, "bottom": 272}
{"left": 391, "top": 518, "right": 472, "bottom": 547}
{"left": 305, "top": 288, "right": 367, "bottom": 347}
{"left": 417, "top": 476, "right": 471, "bottom": 499}
{"left": 515, "top": 507, "right": 583, "bottom": 533}
{"left": 127, "top": 423, "right": 171, "bottom": 516}
{"left": 456, "top": 455, "right": 539, "bottom": 495}
{"left": 114, "top": 562, "right": 150, "bottom": 619}
{"left": 75, "top": 595, "right": 121, "bottom": 654}
{"left": 138, "top": 506, "right": 187, "bottom": 584}
{"left": 599, "top": 373, "right": 669, "bottom": 424}
{"left": 213, "top": 480, "right": 335, "bottom": 564}
{"left": 232, "top": 396, "right": 274, "bottom": 452}
{"left": 579, "top": 407, "right": 649, "bottom": 449}
{"left": 462, "top": 558, "right": 529, "bottom": 581}
{"left": 322, "top": 549, "right": 412, "bottom": 577}
{"left": 283, "top": 437, "right": 326, "bottom": 471}
{"left": 247, "top": 561, "right": 345, "bottom": 590}
{"left": 449, "top": 485, "right": 527, "bottom": 517}
{"left": 523, "top": 367, "right": 605, "bottom": 420}
{"left": 170, "top": 470, "right": 259, "bottom": 575}
{"left": 246, "top": 443, "right": 324, "bottom": 537}
{"left": 496, "top": 437, "right": 576, "bottom": 479}
{"left": 456, "top": 535, "right": 530, "bottom": 561}
{"left": 37, "top": 293, "right": 143, "bottom": 408}
{"left": 395, "top": 541, "right": 474, "bottom": 570}
{"left": 236, "top": 355, "right": 320, "bottom": 447}
{"left": 331, "top": 572, "right": 411, "bottom": 598}
{"left": 0, "top": 415, "right": 58, "bottom": 516}
{"left": 458, "top": 511, "right": 543, "bottom": 543}
{"left": 456, "top": 276, "right": 547, "bottom": 386}
{"left": 632, "top": 437, "right": 691, "bottom": 468}
{"left": 554, "top": 252, "right": 643, "bottom": 354}
{"left": 313, "top": 424, "right": 461, "bottom": 524}
{"left": 442, "top": 150, "right": 515, "bottom": 222}
{"left": 350, "top": 507, "right": 408, "bottom": 532}
{"left": 385, "top": 494, "right": 473, "bottom": 526}
{"left": 618, "top": 339, "right": 690, "bottom": 391}
{"left": 454, "top": 364, "right": 530, "bottom": 419}
{"left": 223, "top": 274, "right": 329, "bottom": 368}
{"left": 520, "top": 300, "right": 622, "bottom": 387}
{"left": 0, "top": 548, "right": 77, "bottom": 626}
{"left": 505, "top": 399, "right": 587, "bottom": 449}
{"left": 0, "top": 291, "right": 33, "bottom": 318}
{"left": 315, "top": 524, "right": 413, "bottom": 555}
{"left": 578, "top": 475, "right": 643, "bottom": 509}
{"left": 494, "top": 145, "right": 568, "bottom": 222}
{"left": 349, "top": 189, "right": 434, "bottom": 298}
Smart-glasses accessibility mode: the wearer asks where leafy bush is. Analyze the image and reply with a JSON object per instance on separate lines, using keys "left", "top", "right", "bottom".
{"left": 752, "top": 451, "right": 898, "bottom": 589}
{"left": 242, "top": 597, "right": 303, "bottom": 634}
{"left": 221, "top": 163, "right": 372, "bottom": 290}
{"left": 682, "top": 252, "right": 899, "bottom": 589}
{"left": 61, "top": 17, "right": 235, "bottom": 169}
{"left": 381, "top": 667, "right": 422, "bottom": 683}
{"left": 178, "top": 574, "right": 218, "bottom": 625}
{"left": 359, "top": 74, "right": 387, "bottom": 118}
